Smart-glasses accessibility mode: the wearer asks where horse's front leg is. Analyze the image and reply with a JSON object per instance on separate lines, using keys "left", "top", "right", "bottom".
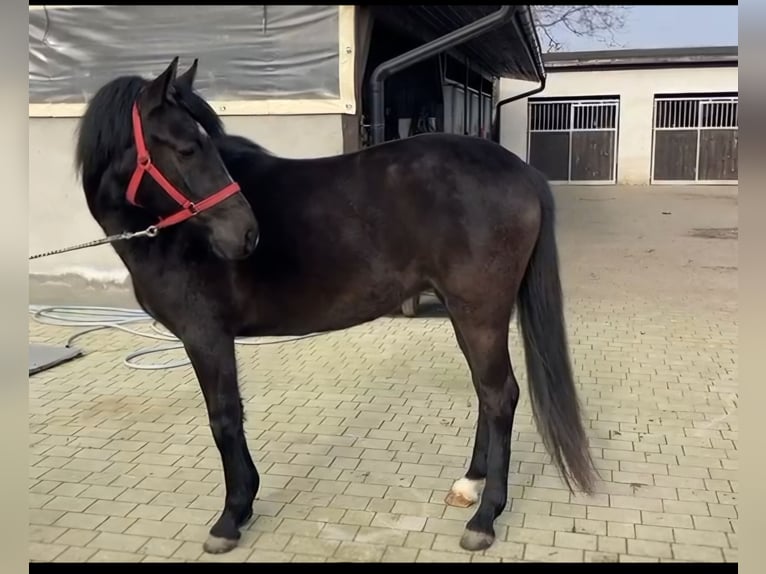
{"left": 183, "top": 333, "right": 259, "bottom": 553}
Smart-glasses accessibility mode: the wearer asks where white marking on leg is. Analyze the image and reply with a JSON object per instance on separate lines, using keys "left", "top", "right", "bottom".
{"left": 451, "top": 477, "right": 484, "bottom": 503}
{"left": 445, "top": 477, "right": 485, "bottom": 507}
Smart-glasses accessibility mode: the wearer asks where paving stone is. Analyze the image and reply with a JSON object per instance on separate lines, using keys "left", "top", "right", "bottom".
{"left": 89, "top": 531, "right": 149, "bottom": 553}
{"left": 333, "top": 541, "right": 385, "bottom": 562}
{"left": 55, "top": 547, "right": 98, "bottom": 562}
{"left": 29, "top": 542, "right": 68, "bottom": 562}
{"left": 246, "top": 549, "right": 295, "bottom": 562}
{"left": 672, "top": 543, "right": 725, "bottom": 562}
{"left": 370, "top": 512, "right": 427, "bottom": 532}
{"left": 525, "top": 544, "right": 585, "bottom": 562}
{"left": 416, "top": 549, "right": 471, "bottom": 562}
{"left": 635, "top": 524, "right": 674, "bottom": 542}
{"left": 284, "top": 535, "right": 340, "bottom": 557}
{"left": 627, "top": 539, "right": 673, "bottom": 559}
{"left": 88, "top": 550, "right": 144, "bottom": 562}
{"left": 55, "top": 528, "right": 99, "bottom": 547}
{"left": 382, "top": 546, "right": 419, "bottom": 562}
{"left": 29, "top": 524, "right": 68, "bottom": 544}
{"left": 555, "top": 531, "right": 598, "bottom": 551}
{"left": 673, "top": 528, "right": 729, "bottom": 548}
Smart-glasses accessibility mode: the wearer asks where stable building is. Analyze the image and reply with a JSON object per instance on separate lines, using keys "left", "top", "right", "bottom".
{"left": 497, "top": 46, "right": 738, "bottom": 186}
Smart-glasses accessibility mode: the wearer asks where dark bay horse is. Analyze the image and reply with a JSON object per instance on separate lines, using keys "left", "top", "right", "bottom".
{"left": 74, "top": 58, "right": 596, "bottom": 554}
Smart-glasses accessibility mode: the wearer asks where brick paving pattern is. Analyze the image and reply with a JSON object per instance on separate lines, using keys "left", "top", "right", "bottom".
{"left": 29, "top": 300, "right": 737, "bottom": 563}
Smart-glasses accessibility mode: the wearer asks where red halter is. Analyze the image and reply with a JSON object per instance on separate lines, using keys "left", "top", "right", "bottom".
{"left": 126, "top": 102, "right": 241, "bottom": 229}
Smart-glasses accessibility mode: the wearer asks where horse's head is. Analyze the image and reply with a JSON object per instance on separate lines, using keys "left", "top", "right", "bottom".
{"left": 130, "top": 58, "right": 259, "bottom": 260}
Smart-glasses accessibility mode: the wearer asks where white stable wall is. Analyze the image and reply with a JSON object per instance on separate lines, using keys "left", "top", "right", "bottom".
{"left": 498, "top": 65, "right": 738, "bottom": 185}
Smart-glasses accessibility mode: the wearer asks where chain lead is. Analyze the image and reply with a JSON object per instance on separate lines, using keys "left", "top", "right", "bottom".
{"left": 29, "top": 225, "right": 160, "bottom": 261}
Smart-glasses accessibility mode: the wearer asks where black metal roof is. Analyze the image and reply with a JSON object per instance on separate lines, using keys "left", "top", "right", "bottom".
{"left": 369, "top": 5, "right": 545, "bottom": 82}
{"left": 544, "top": 46, "right": 738, "bottom": 71}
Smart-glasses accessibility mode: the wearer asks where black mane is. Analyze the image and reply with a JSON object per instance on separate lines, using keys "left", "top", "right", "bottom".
{"left": 74, "top": 76, "right": 148, "bottom": 194}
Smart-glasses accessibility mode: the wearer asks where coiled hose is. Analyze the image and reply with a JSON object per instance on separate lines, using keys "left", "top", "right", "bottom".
{"left": 28, "top": 305, "right": 325, "bottom": 371}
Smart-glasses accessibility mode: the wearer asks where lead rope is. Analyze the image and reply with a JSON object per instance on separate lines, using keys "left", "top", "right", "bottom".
{"left": 29, "top": 225, "right": 159, "bottom": 260}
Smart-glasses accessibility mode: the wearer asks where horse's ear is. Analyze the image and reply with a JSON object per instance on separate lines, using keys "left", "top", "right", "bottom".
{"left": 176, "top": 58, "right": 198, "bottom": 92}
{"left": 145, "top": 57, "right": 179, "bottom": 109}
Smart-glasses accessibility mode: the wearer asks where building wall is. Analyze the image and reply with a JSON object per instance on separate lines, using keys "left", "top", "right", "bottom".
{"left": 29, "top": 114, "right": 345, "bottom": 284}
{"left": 498, "top": 66, "right": 739, "bottom": 185}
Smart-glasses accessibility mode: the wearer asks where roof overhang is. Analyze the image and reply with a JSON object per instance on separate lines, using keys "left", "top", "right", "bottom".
{"left": 544, "top": 46, "right": 738, "bottom": 72}
{"left": 369, "top": 5, "right": 546, "bottom": 83}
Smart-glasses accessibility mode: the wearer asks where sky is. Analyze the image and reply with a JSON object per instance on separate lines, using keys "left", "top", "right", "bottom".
{"left": 546, "top": 5, "right": 739, "bottom": 52}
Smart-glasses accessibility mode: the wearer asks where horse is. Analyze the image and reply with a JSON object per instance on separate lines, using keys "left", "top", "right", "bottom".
{"left": 74, "top": 57, "right": 596, "bottom": 555}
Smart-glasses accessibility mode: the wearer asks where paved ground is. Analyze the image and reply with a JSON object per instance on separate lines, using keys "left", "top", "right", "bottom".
{"left": 28, "top": 185, "right": 738, "bottom": 563}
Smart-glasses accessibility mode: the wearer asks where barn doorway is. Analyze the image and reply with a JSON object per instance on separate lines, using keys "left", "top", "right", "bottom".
{"left": 359, "top": 19, "right": 444, "bottom": 148}
{"left": 358, "top": 16, "right": 496, "bottom": 149}
{"left": 651, "top": 93, "right": 738, "bottom": 184}
{"left": 526, "top": 96, "right": 620, "bottom": 184}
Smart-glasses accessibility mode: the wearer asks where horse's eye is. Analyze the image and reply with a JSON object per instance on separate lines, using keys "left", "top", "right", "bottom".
{"left": 178, "top": 146, "right": 195, "bottom": 158}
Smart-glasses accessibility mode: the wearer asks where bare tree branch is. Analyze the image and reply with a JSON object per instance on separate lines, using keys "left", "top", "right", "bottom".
{"left": 532, "top": 5, "right": 631, "bottom": 52}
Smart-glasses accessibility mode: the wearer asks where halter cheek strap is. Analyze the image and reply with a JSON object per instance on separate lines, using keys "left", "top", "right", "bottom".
{"left": 126, "top": 102, "right": 241, "bottom": 229}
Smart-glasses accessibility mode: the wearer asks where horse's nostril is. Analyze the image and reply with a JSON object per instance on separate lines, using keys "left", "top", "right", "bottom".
{"left": 245, "top": 229, "right": 258, "bottom": 251}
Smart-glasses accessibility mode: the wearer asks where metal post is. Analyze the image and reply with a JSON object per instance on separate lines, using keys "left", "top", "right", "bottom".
{"left": 567, "top": 103, "right": 574, "bottom": 182}
{"left": 370, "top": 6, "right": 516, "bottom": 145}
{"left": 478, "top": 79, "right": 484, "bottom": 137}
{"left": 694, "top": 99, "right": 702, "bottom": 181}
{"left": 463, "top": 57, "right": 470, "bottom": 135}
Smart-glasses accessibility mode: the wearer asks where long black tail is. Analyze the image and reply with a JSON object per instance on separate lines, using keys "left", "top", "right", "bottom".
{"left": 517, "top": 177, "right": 596, "bottom": 494}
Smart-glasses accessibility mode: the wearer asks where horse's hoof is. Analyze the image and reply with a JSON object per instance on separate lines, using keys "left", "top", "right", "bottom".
{"left": 459, "top": 529, "right": 495, "bottom": 551}
{"left": 203, "top": 535, "right": 239, "bottom": 554}
{"left": 445, "top": 477, "right": 483, "bottom": 508}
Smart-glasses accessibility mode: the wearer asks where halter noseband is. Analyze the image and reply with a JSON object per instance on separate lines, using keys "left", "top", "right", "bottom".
{"left": 125, "top": 102, "right": 241, "bottom": 229}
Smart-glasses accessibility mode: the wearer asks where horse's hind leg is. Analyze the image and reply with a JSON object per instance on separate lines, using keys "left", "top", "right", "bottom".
{"left": 442, "top": 315, "right": 488, "bottom": 509}
{"left": 183, "top": 333, "right": 259, "bottom": 554}
{"left": 441, "top": 298, "right": 520, "bottom": 551}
